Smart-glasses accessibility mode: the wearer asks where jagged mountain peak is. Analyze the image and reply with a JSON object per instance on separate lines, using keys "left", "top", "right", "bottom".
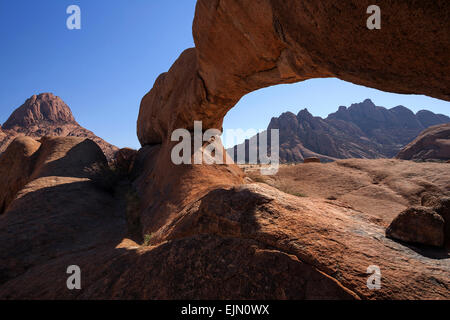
{"left": 231, "top": 99, "right": 450, "bottom": 163}
{"left": 297, "top": 108, "right": 313, "bottom": 119}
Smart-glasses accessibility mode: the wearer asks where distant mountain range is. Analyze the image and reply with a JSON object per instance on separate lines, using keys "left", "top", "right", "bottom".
{"left": 0, "top": 93, "right": 118, "bottom": 159}
{"left": 228, "top": 99, "right": 450, "bottom": 162}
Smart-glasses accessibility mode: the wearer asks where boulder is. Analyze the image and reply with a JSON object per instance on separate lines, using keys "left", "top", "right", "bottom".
{"left": 433, "top": 197, "right": 450, "bottom": 247}
{"left": 386, "top": 207, "right": 445, "bottom": 247}
{"left": 0, "top": 136, "right": 107, "bottom": 216}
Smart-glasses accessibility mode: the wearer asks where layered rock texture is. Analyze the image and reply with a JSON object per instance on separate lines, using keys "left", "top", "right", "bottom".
{"left": 1, "top": 0, "right": 450, "bottom": 299}
{"left": 397, "top": 123, "right": 450, "bottom": 161}
{"left": 229, "top": 99, "right": 450, "bottom": 163}
{"left": 0, "top": 93, "right": 118, "bottom": 159}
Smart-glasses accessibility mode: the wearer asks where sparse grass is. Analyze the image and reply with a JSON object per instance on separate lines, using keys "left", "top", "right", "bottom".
{"left": 289, "top": 191, "right": 308, "bottom": 198}
{"left": 276, "top": 186, "right": 308, "bottom": 198}
{"left": 143, "top": 233, "right": 154, "bottom": 246}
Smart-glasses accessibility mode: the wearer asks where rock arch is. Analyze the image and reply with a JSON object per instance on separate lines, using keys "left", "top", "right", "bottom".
{"left": 138, "top": 0, "right": 449, "bottom": 146}
{"left": 136, "top": 0, "right": 450, "bottom": 234}
{"left": 1, "top": 0, "right": 449, "bottom": 300}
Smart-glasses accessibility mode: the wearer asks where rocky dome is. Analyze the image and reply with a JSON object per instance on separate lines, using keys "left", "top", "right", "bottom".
{"left": 0, "top": 93, "right": 118, "bottom": 159}
{"left": 3, "top": 93, "right": 77, "bottom": 130}
{"left": 397, "top": 123, "right": 450, "bottom": 161}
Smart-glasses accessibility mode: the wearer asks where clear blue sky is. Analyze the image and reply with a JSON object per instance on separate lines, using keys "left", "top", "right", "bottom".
{"left": 1, "top": 1, "right": 449, "bottom": 149}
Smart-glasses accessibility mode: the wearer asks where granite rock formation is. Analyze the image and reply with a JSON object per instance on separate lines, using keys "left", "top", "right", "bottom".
{"left": 397, "top": 123, "right": 450, "bottom": 161}
{"left": 0, "top": 93, "right": 118, "bottom": 159}
{"left": 229, "top": 100, "right": 449, "bottom": 163}
{"left": 1, "top": 0, "right": 450, "bottom": 299}
{"left": 386, "top": 207, "right": 445, "bottom": 247}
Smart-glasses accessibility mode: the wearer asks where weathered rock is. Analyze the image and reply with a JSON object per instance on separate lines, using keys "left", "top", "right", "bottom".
{"left": 386, "top": 207, "right": 445, "bottom": 247}
{"left": 0, "top": 126, "right": 6, "bottom": 140}
{"left": 0, "top": 137, "right": 123, "bottom": 286}
{"left": 304, "top": 157, "right": 321, "bottom": 164}
{"left": 0, "top": 136, "right": 108, "bottom": 216}
{"left": 3, "top": 93, "right": 76, "bottom": 130}
{"left": 144, "top": 184, "right": 450, "bottom": 299}
{"left": 114, "top": 148, "right": 138, "bottom": 173}
{"left": 139, "top": 1, "right": 449, "bottom": 146}
{"left": 246, "top": 159, "right": 450, "bottom": 227}
{"left": 132, "top": 0, "right": 450, "bottom": 300}
{"left": 2, "top": 0, "right": 450, "bottom": 300}
{"left": 397, "top": 124, "right": 450, "bottom": 161}
{"left": 433, "top": 197, "right": 450, "bottom": 247}
{"left": 1, "top": 93, "right": 118, "bottom": 159}
{"left": 0, "top": 137, "right": 41, "bottom": 214}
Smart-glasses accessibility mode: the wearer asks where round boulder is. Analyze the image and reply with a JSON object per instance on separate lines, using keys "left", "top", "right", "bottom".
{"left": 386, "top": 206, "right": 445, "bottom": 247}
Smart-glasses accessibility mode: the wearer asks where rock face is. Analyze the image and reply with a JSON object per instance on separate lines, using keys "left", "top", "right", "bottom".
{"left": 138, "top": 0, "right": 449, "bottom": 146}
{"left": 397, "top": 123, "right": 450, "bottom": 161}
{"left": 386, "top": 207, "right": 445, "bottom": 247}
{"left": 229, "top": 100, "right": 449, "bottom": 163}
{"left": 0, "top": 93, "right": 118, "bottom": 159}
{"left": 1, "top": 0, "right": 450, "bottom": 300}
{"left": 132, "top": 0, "right": 449, "bottom": 300}
{"left": 3, "top": 93, "right": 76, "bottom": 129}
{"left": 0, "top": 137, "right": 126, "bottom": 288}
{"left": 0, "top": 137, "right": 41, "bottom": 214}
{"left": 246, "top": 159, "right": 450, "bottom": 228}
{"left": 434, "top": 198, "right": 450, "bottom": 247}
{"left": 386, "top": 197, "right": 450, "bottom": 248}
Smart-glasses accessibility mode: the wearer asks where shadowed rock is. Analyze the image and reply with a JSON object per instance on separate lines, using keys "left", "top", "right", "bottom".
{"left": 0, "top": 137, "right": 41, "bottom": 214}
{"left": 387, "top": 207, "right": 445, "bottom": 247}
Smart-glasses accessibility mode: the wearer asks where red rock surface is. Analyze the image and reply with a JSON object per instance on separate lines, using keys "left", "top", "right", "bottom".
{"left": 386, "top": 207, "right": 445, "bottom": 247}
{"left": 0, "top": 93, "right": 118, "bottom": 159}
{"left": 139, "top": 0, "right": 449, "bottom": 146}
{"left": 397, "top": 123, "right": 450, "bottom": 161}
{"left": 3, "top": 93, "right": 76, "bottom": 129}
{"left": 1, "top": 0, "right": 449, "bottom": 300}
{"left": 132, "top": 0, "right": 450, "bottom": 300}
{"left": 0, "top": 137, "right": 41, "bottom": 214}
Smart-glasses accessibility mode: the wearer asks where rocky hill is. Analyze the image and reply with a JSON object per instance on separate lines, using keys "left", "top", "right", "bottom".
{"left": 397, "top": 123, "right": 450, "bottom": 161}
{"left": 0, "top": 93, "right": 118, "bottom": 159}
{"left": 228, "top": 99, "right": 450, "bottom": 163}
